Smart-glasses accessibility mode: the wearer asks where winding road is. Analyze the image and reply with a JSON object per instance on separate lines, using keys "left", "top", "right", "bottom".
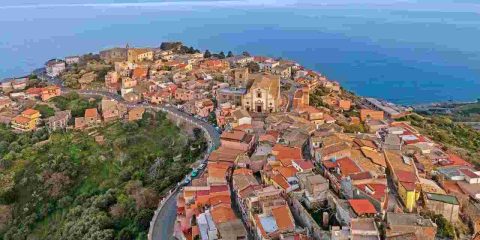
{"left": 36, "top": 68, "right": 220, "bottom": 240}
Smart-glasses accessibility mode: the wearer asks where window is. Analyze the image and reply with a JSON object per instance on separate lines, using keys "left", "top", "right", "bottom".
{"left": 239, "top": 74, "right": 243, "bottom": 79}
{"left": 257, "top": 91, "right": 262, "bottom": 98}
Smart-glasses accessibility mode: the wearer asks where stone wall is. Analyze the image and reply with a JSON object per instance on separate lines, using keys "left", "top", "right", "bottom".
{"left": 288, "top": 196, "right": 330, "bottom": 240}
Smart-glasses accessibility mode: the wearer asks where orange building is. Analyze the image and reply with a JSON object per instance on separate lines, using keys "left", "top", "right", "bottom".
{"left": 292, "top": 87, "right": 310, "bottom": 109}
{"left": 338, "top": 99, "right": 351, "bottom": 111}
{"left": 360, "top": 109, "right": 384, "bottom": 122}
{"left": 41, "top": 86, "right": 61, "bottom": 101}
{"left": 11, "top": 109, "right": 41, "bottom": 132}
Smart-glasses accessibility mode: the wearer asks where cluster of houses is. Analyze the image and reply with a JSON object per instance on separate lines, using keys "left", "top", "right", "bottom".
{"left": 2, "top": 43, "right": 480, "bottom": 239}
{"left": 0, "top": 65, "right": 145, "bottom": 133}
{"left": 109, "top": 45, "right": 480, "bottom": 239}
{"left": 0, "top": 75, "right": 63, "bottom": 132}
{"left": 73, "top": 98, "right": 145, "bottom": 131}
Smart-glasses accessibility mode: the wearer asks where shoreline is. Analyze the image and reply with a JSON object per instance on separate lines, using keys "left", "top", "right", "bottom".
{"left": 1, "top": 54, "right": 477, "bottom": 109}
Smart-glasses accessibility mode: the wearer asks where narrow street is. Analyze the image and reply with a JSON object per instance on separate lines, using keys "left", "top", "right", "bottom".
{"left": 37, "top": 69, "right": 221, "bottom": 239}
{"left": 152, "top": 191, "right": 179, "bottom": 240}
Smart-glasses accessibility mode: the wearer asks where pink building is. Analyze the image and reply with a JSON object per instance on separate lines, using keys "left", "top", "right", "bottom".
{"left": 220, "top": 130, "right": 255, "bottom": 152}
{"left": 195, "top": 99, "right": 215, "bottom": 118}
{"left": 174, "top": 88, "right": 194, "bottom": 101}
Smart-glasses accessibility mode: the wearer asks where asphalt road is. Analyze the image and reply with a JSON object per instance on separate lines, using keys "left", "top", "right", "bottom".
{"left": 38, "top": 69, "right": 220, "bottom": 239}
{"left": 152, "top": 191, "right": 180, "bottom": 240}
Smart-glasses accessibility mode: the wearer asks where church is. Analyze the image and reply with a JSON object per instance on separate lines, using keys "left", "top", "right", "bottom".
{"left": 242, "top": 74, "right": 281, "bottom": 113}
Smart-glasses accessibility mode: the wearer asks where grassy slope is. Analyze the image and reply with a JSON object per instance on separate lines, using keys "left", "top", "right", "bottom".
{"left": 0, "top": 112, "right": 205, "bottom": 239}
{"left": 398, "top": 113, "right": 480, "bottom": 167}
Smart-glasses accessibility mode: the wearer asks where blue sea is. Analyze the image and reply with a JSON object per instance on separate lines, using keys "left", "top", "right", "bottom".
{"left": 1, "top": 0, "right": 480, "bottom": 105}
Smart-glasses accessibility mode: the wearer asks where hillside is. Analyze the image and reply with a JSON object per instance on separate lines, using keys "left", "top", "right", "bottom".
{"left": 0, "top": 112, "right": 206, "bottom": 240}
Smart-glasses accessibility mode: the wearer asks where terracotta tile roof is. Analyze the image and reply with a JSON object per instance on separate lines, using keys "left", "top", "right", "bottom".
{"left": 322, "top": 160, "right": 338, "bottom": 169}
{"left": 293, "top": 160, "right": 315, "bottom": 171}
{"left": 266, "top": 130, "right": 280, "bottom": 139}
{"left": 210, "top": 204, "right": 237, "bottom": 225}
{"left": 209, "top": 185, "right": 229, "bottom": 193}
{"left": 26, "top": 87, "right": 44, "bottom": 95}
{"left": 354, "top": 139, "right": 377, "bottom": 149}
{"left": 12, "top": 115, "right": 30, "bottom": 124}
{"left": 221, "top": 130, "right": 247, "bottom": 142}
{"left": 400, "top": 181, "right": 416, "bottom": 191}
{"left": 22, "top": 108, "right": 39, "bottom": 116}
{"left": 349, "top": 171, "right": 373, "bottom": 181}
{"left": 449, "top": 154, "right": 473, "bottom": 167}
{"left": 271, "top": 205, "right": 295, "bottom": 232}
{"left": 396, "top": 170, "right": 417, "bottom": 183}
{"left": 133, "top": 67, "right": 148, "bottom": 78}
{"left": 321, "top": 142, "right": 351, "bottom": 157}
{"left": 348, "top": 199, "right": 377, "bottom": 215}
{"left": 233, "top": 124, "right": 253, "bottom": 131}
{"left": 441, "top": 180, "right": 463, "bottom": 195}
{"left": 129, "top": 106, "right": 145, "bottom": 116}
{"left": 272, "top": 144, "right": 303, "bottom": 162}
{"left": 196, "top": 189, "right": 210, "bottom": 197}
{"left": 207, "top": 163, "right": 229, "bottom": 180}
{"left": 460, "top": 168, "right": 479, "bottom": 178}
{"left": 208, "top": 147, "right": 244, "bottom": 163}
{"left": 233, "top": 168, "right": 253, "bottom": 176}
{"left": 209, "top": 195, "right": 231, "bottom": 206}
{"left": 271, "top": 174, "right": 289, "bottom": 190}
{"left": 84, "top": 108, "right": 98, "bottom": 118}
{"left": 275, "top": 166, "right": 298, "bottom": 179}
{"left": 278, "top": 158, "right": 294, "bottom": 167}
{"left": 360, "top": 147, "right": 387, "bottom": 167}
{"left": 337, "top": 157, "right": 362, "bottom": 176}
{"left": 259, "top": 134, "right": 277, "bottom": 144}
{"left": 355, "top": 183, "right": 387, "bottom": 202}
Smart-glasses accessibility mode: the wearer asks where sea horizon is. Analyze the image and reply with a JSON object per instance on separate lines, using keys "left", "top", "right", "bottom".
{"left": 1, "top": 0, "right": 479, "bottom": 105}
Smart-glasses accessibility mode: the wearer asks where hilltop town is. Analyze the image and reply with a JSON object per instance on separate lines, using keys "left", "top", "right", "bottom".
{"left": 1, "top": 42, "right": 480, "bottom": 240}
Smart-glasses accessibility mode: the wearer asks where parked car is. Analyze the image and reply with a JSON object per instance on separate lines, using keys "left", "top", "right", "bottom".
{"left": 191, "top": 169, "right": 199, "bottom": 178}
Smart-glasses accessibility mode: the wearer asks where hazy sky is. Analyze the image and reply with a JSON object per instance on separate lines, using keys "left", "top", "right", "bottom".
{"left": 1, "top": 0, "right": 479, "bottom": 6}
{"left": 2, "top": 0, "right": 480, "bottom": 13}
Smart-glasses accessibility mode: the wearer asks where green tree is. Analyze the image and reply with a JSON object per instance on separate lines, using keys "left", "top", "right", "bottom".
{"left": 204, "top": 50, "right": 212, "bottom": 58}
{"left": 135, "top": 209, "right": 154, "bottom": 231}
{"left": 227, "top": 51, "right": 234, "bottom": 58}
{"left": 34, "top": 104, "right": 55, "bottom": 118}
{"left": 246, "top": 62, "right": 260, "bottom": 73}
{"left": 218, "top": 51, "right": 226, "bottom": 59}
{"left": 118, "top": 228, "right": 134, "bottom": 240}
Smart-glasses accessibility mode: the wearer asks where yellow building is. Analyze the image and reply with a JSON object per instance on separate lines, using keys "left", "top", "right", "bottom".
{"left": 11, "top": 109, "right": 41, "bottom": 132}
{"left": 384, "top": 150, "right": 420, "bottom": 212}
{"left": 242, "top": 74, "right": 281, "bottom": 113}
{"left": 127, "top": 48, "right": 153, "bottom": 63}
{"left": 398, "top": 180, "right": 418, "bottom": 212}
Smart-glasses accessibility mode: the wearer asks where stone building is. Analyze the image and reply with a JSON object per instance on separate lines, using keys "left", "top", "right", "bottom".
{"left": 100, "top": 47, "right": 128, "bottom": 63}
{"left": 423, "top": 192, "right": 459, "bottom": 223}
{"left": 233, "top": 68, "right": 252, "bottom": 88}
{"left": 385, "top": 213, "right": 437, "bottom": 240}
{"left": 242, "top": 74, "right": 280, "bottom": 113}
{"left": 127, "top": 48, "right": 154, "bottom": 63}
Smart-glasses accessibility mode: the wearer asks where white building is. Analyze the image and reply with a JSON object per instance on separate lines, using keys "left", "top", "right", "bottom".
{"left": 65, "top": 56, "right": 80, "bottom": 65}
{"left": 46, "top": 59, "right": 66, "bottom": 77}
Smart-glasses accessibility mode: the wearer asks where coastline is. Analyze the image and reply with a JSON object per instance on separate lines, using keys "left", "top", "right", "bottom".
{"left": 1, "top": 52, "right": 477, "bottom": 108}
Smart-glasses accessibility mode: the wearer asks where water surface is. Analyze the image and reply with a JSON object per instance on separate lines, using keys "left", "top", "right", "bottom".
{"left": 1, "top": 0, "right": 479, "bottom": 104}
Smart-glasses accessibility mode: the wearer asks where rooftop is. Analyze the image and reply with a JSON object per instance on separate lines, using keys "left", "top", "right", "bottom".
{"left": 386, "top": 213, "right": 435, "bottom": 227}
{"left": 348, "top": 199, "right": 377, "bottom": 215}
{"left": 425, "top": 193, "right": 459, "bottom": 205}
{"left": 85, "top": 108, "right": 98, "bottom": 118}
